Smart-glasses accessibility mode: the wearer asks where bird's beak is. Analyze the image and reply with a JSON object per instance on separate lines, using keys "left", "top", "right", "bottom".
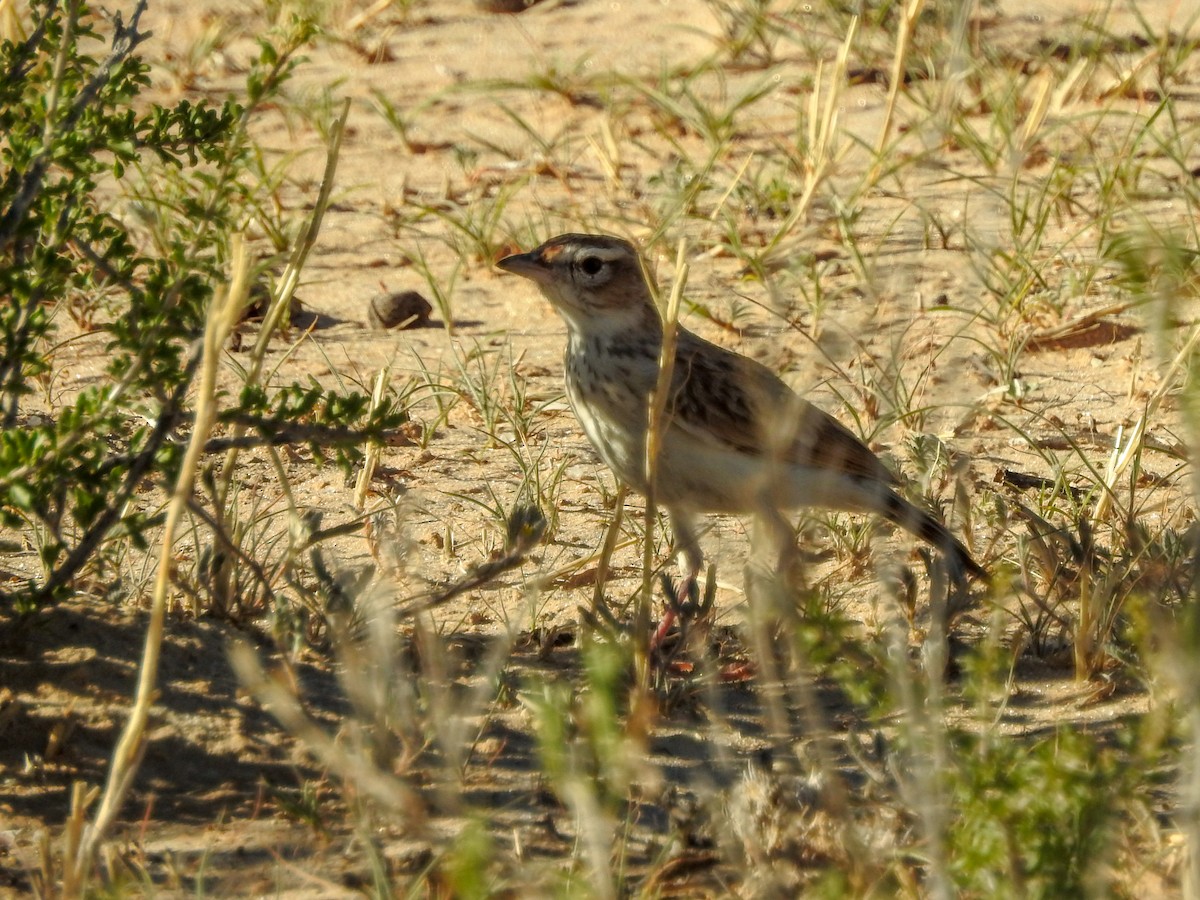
{"left": 495, "top": 249, "right": 550, "bottom": 283}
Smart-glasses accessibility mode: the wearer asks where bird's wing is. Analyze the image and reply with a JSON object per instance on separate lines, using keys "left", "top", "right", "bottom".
{"left": 665, "top": 329, "right": 898, "bottom": 484}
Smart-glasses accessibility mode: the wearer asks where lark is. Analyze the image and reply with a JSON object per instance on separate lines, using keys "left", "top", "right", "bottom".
{"left": 496, "top": 233, "right": 985, "bottom": 593}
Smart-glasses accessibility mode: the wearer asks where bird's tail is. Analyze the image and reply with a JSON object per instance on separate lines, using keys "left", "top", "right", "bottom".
{"left": 882, "top": 490, "right": 988, "bottom": 583}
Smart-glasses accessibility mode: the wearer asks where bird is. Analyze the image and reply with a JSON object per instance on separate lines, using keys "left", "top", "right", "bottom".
{"left": 495, "top": 232, "right": 986, "bottom": 601}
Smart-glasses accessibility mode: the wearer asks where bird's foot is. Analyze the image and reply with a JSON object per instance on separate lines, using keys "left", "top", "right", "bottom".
{"left": 650, "top": 567, "right": 716, "bottom": 656}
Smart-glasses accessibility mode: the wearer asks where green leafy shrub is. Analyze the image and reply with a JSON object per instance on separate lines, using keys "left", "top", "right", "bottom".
{"left": 0, "top": 0, "right": 406, "bottom": 612}
{"left": 948, "top": 727, "right": 1123, "bottom": 898}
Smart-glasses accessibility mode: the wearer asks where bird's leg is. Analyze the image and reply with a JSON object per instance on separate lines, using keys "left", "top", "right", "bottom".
{"left": 751, "top": 504, "right": 802, "bottom": 593}
{"left": 652, "top": 507, "right": 703, "bottom": 649}
{"left": 670, "top": 507, "right": 704, "bottom": 601}
{"left": 742, "top": 504, "right": 803, "bottom": 735}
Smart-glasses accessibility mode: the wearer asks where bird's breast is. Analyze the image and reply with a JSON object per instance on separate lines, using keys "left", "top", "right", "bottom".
{"left": 563, "top": 343, "right": 655, "bottom": 489}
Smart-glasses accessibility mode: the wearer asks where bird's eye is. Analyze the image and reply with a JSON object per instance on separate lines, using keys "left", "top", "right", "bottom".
{"left": 579, "top": 256, "right": 604, "bottom": 276}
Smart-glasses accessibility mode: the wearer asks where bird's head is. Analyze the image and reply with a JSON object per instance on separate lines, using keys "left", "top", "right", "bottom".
{"left": 496, "top": 233, "right": 660, "bottom": 335}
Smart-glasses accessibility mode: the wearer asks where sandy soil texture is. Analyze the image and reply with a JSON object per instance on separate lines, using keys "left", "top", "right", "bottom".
{"left": 2, "top": 0, "right": 1197, "bottom": 894}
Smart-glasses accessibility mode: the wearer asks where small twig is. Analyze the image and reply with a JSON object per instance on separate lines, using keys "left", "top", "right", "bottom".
{"left": 353, "top": 367, "right": 391, "bottom": 511}
{"left": 872, "top": 0, "right": 925, "bottom": 160}
{"left": 216, "top": 97, "right": 350, "bottom": 512}
{"left": 591, "top": 483, "right": 628, "bottom": 612}
{"left": 183, "top": 495, "right": 281, "bottom": 613}
{"left": 229, "top": 640, "right": 420, "bottom": 812}
{"left": 1095, "top": 319, "right": 1200, "bottom": 524}
{"left": 760, "top": 15, "right": 856, "bottom": 268}
{"left": 395, "top": 507, "right": 546, "bottom": 619}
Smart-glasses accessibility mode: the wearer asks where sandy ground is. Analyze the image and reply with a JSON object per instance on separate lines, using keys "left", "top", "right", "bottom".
{"left": 2, "top": 0, "right": 1198, "bottom": 893}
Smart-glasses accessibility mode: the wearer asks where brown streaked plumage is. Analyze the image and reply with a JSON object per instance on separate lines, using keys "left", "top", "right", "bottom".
{"left": 496, "top": 233, "right": 986, "bottom": 586}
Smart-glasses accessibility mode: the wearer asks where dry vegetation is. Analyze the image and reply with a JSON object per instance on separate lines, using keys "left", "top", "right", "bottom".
{"left": 3, "top": 0, "right": 1200, "bottom": 896}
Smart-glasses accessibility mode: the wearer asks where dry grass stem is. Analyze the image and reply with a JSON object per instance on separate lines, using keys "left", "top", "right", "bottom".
{"left": 67, "top": 239, "right": 250, "bottom": 893}
{"left": 638, "top": 238, "right": 688, "bottom": 682}
{"left": 873, "top": 0, "right": 925, "bottom": 160}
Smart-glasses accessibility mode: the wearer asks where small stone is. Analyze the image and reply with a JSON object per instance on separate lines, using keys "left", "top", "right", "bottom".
{"left": 368, "top": 291, "right": 433, "bottom": 330}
